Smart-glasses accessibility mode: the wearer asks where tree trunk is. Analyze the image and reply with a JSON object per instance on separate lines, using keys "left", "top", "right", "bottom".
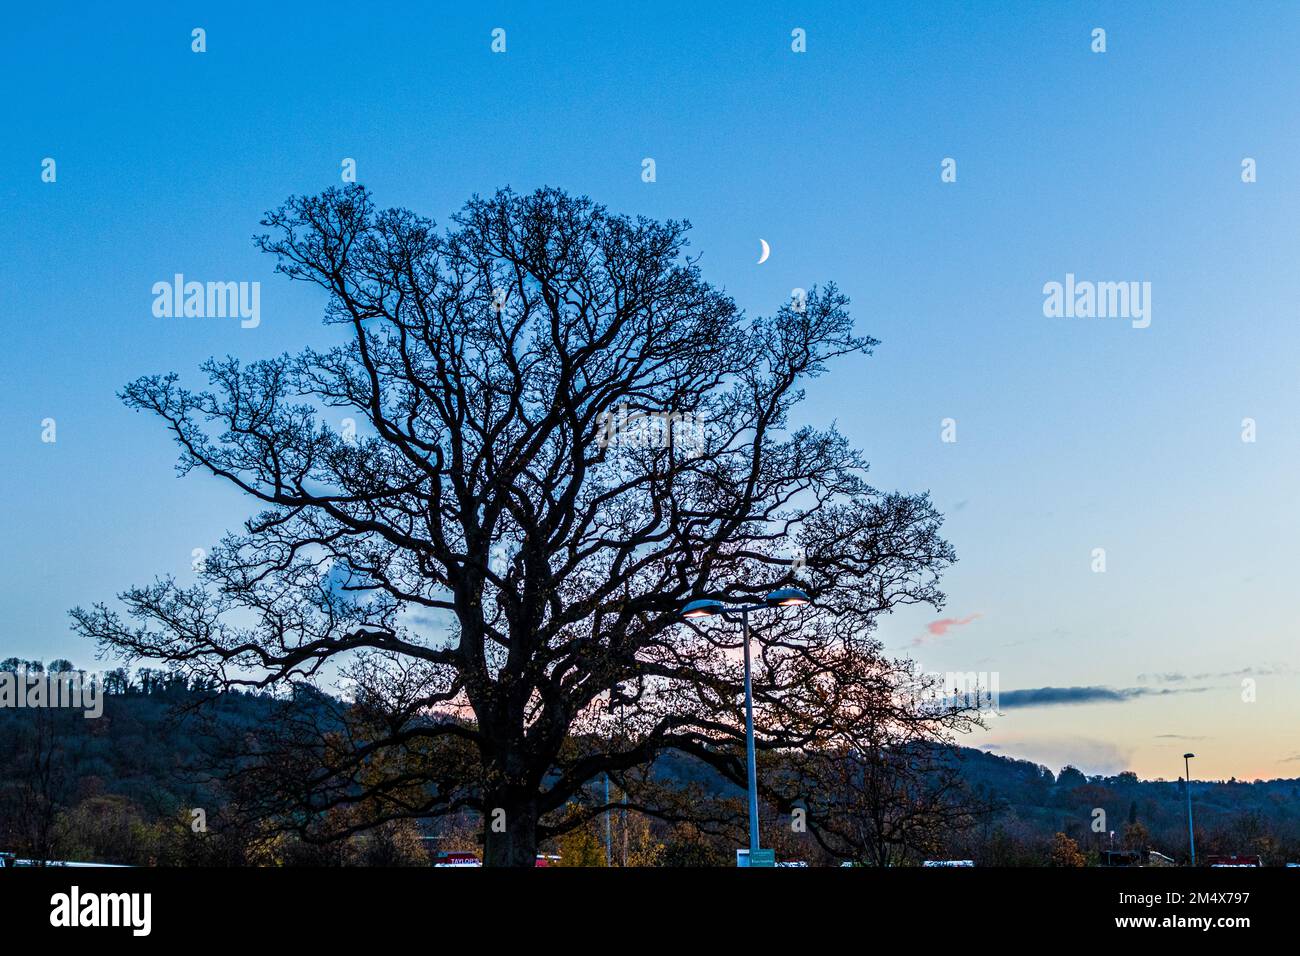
{"left": 482, "top": 789, "right": 540, "bottom": 867}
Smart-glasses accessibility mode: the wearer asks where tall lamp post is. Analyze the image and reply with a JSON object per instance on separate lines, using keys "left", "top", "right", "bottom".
{"left": 681, "top": 587, "right": 811, "bottom": 862}
{"left": 1183, "top": 752, "right": 1197, "bottom": 866}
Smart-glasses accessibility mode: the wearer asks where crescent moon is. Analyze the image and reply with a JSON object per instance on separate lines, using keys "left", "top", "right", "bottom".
{"left": 757, "top": 239, "right": 770, "bottom": 264}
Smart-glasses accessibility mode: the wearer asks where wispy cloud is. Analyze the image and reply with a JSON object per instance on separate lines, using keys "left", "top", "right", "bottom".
{"left": 912, "top": 613, "right": 981, "bottom": 645}
{"left": 1137, "top": 672, "right": 1188, "bottom": 683}
{"left": 1155, "top": 734, "right": 1208, "bottom": 741}
{"left": 1138, "top": 665, "right": 1293, "bottom": 684}
{"left": 999, "top": 685, "right": 1208, "bottom": 710}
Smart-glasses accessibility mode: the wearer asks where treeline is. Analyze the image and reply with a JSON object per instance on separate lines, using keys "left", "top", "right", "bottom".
{"left": 3, "top": 662, "right": 1298, "bottom": 865}
{"left": 1, "top": 657, "right": 221, "bottom": 696}
{"left": 947, "top": 749, "right": 1300, "bottom": 865}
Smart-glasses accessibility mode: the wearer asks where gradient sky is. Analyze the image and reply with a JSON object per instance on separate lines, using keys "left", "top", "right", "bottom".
{"left": 4, "top": 2, "right": 1299, "bottom": 781}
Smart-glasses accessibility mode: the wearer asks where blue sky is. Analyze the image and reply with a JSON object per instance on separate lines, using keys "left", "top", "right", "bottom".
{"left": 4, "top": 2, "right": 1299, "bottom": 779}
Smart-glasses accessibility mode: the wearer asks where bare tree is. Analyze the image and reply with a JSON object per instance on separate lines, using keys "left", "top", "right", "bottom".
{"left": 8, "top": 706, "right": 69, "bottom": 863}
{"left": 785, "top": 664, "right": 994, "bottom": 866}
{"left": 73, "top": 185, "right": 958, "bottom": 865}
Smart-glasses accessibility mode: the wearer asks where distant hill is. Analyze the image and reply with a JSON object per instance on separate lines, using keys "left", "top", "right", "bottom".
{"left": 947, "top": 746, "right": 1300, "bottom": 864}
{"left": 613, "top": 738, "right": 1300, "bottom": 863}
{"left": 3, "top": 667, "right": 1297, "bottom": 864}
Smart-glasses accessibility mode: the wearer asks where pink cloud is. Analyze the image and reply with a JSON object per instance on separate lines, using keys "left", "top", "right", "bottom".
{"left": 912, "top": 613, "right": 982, "bottom": 646}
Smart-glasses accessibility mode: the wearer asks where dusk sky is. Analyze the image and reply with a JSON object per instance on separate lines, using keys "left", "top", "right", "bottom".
{"left": 4, "top": 2, "right": 1299, "bottom": 781}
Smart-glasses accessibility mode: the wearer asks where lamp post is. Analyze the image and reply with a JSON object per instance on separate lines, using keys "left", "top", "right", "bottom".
{"left": 604, "top": 682, "right": 614, "bottom": 867}
{"left": 681, "top": 587, "right": 811, "bottom": 862}
{"left": 1183, "top": 752, "right": 1197, "bottom": 866}
{"left": 603, "top": 770, "right": 612, "bottom": 866}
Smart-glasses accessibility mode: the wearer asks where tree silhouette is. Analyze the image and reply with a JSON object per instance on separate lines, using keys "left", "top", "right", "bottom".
{"left": 775, "top": 661, "right": 994, "bottom": 866}
{"left": 73, "top": 185, "right": 958, "bottom": 865}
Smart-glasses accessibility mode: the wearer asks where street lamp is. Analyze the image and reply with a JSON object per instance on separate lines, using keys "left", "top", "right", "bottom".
{"left": 1183, "top": 753, "right": 1197, "bottom": 866}
{"left": 680, "top": 587, "right": 811, "bottom": 863}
